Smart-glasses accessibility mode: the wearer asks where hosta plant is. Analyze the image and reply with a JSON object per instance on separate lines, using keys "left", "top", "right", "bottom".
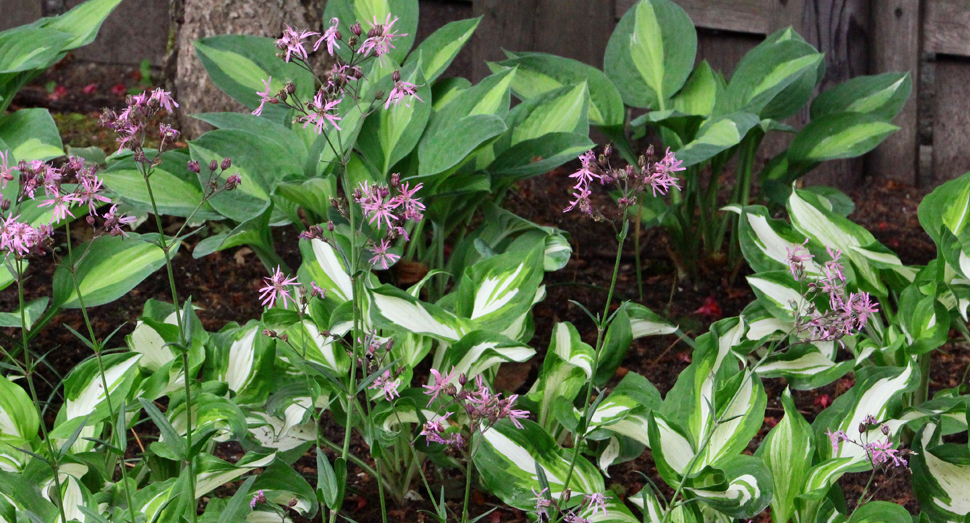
{"left": 488, "top": 0, "right": 910, "bottom": 280}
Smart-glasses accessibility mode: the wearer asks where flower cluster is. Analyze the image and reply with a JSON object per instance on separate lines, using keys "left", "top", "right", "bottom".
{"left": 787, "top": 245, "right": 878, "bottom": 342}
{"left": 257, "top": 14, "right": 419, "bottom": 138}
{"left": 0, "top": 150, "right": 138, "bottom": 260}
{"left": 419, "top": 368, "right": 529, "bottom": 449}
{"left": 358, "top": 332, "right": 403, "bottom": 402}
{"left": 99, "top": 88, "right": 179, "bottom": 154}
{"left": 565, "top": 145, "right": 683, "bottom": 220}
{"left": 530, "top": 487, "right": 611, "bottom": 522}
{"left": 826, "top": 414, "right": 907, "bottom": 468}
{"left": 356, "top": 178, "right": 424, "bottom": 270}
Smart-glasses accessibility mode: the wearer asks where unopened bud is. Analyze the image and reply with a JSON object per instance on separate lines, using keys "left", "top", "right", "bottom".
{"left": 335, "top": 30, "right": 342, "bottom": 41}
{"left": 458, "top": 373, "right": 468, "bottom": 386}
{"left": 279, "top": 333, "right": 288, "bottom": 342}
{"left": 859, "top": 423, "right": 868, "bottom": 434}
{"left": 384, "top": 339, "right": 395, "bottom": 351}
{"left": 221, "top": 157, "right": 232, "bottom": 171}
{"left": 351, "top": 22, "right": 362, "bottom": 36}
{"left": 187, "top": 160, "right": 200, "bottom": 173}
{"left": 278, "top": 91, "right": 287, "bottom": 102}
{"left": 225, "top": 174, "right": 241, "bottom": 190}
{"left": 263, "top": 329, "right": 277, "bottom": 338}
{"left": 348, "top": 36, "right": 358, "bottom": 46}
{"left": 603, "top": 143, "right": 613, "bottom": 158}
{"left": 85, "top": 214, "right": 95, "bottom": 225}
{"left": 208, "top": 160, "right": 218, "bottom": 172}
{"left": 285, "top": 82, "right": 296, "bottom": 95}
{"left": 598, "top": 154, "right": 607, "bottom": 165}
{"left": 645, "top": 144, "right": 655, "bottom": 157}
{"left": 327, "top": 221, "right": 335, "bottom": 232}
{"left": 389, "top": 173, "right": 400, "bottom": 187}
{"left": 392, "top": 70, "right": 401, "bottom": 82}
{"left": 268, "top": 97, "right": 280, "bottom": 104}
{"left": 367, "top": 27, "right": 380, "bottom": 38}
{"left": 881, "top": 424, "right": 890, "bottom": 435}
{"left": 288, "top": 498, "right": 298, "bottom": 508}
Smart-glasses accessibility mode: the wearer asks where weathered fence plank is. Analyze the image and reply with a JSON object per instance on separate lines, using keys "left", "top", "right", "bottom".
{"left": 471, "top": 0, "right": 537, "bottom": 81}
{"left": 616, "top": 0, "right": 770, "bottom": 34}
{"left": 925, "top": 0, "right": 970, "bottom": 57}
{"left": 932, "top": 58, "right": 970, "bottom": 182}
{"left": 870, "top": 0, "right": 921, "bottom": 185}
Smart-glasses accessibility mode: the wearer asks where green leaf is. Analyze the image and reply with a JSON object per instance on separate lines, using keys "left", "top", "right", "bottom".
{"left": 357, "top": 62, "right": 431, "bottom": 174}
{"left": 846, "top": 501, "right": 911, "bottom": 523}
{"left": 369, "top": 284, "right": 470, "bottom": 342}
{"left": 527, "top": 322, "right": 594, "bottom": 430}
{"left": 0, "top": 375, "right": 39, "bottom": 442}
{"left": 250, "top": 459, "right": 318, "bottom": 517}
{"left": 406, "top": 17, "right": 480, "bottom": 83}
{"left": 0, "top": 27, "right": 71, "bottom": 73}
{"left": 0, "top": 108, "right": 64, "bottom": 161}
{"left": 605, "top": 0, "right": 697, "bottom": 110}
{"left": 789, "top": 113, "right": 898, "bottom": 166}
{"left": 455, "top": 245, "right": 545, "bottom": 332}
{"left": 52, "top": 233, "right": 174, "bottom": 309}
{"left": 194, "top": 35, "right": 315, "bottom": 122}
{"left": 490, "top": 51, "right": 625, "bottom": 126}
{"left": 102, "top": 150, "right": 219, "bottom": 219}
{"left": 323, "top": 0, "right": 419, "bottom": 66}
{"left": 685, "top": 455, "right": 773, "bottom": 519}
{"left": 719, "top": 38, "right": 822, "bottom": 119}
{"left": 417, "top": 114, "right": 507, "bottom": 177}
{"left": 911, "top": 421, "right": 970, "bottom": 521}
{"left": 0, "top": 297, "right": 47, "bottom": 329}
{"left": 140, "top": 397, "right": 188, "bottom": 460}
{"left": 438, "top": 331, "right": 535, "bottom": 383}
{"left": 675, "top": 112, "right": 760, "bottom": 168}
{"left": 316, "top": 447, "right": 339, "bottom": 509}
{"left": 811, "top": 72, "right": 912, "bottom": 122}
{"left": 216, "top": 476, "right": 256, "bottom": 523}
{"left": 671, "top": 60, "right": 718, "bottom": 117}
{"left": 756, "top": 388, "right": 814, "bottom": 523}
{"left": 489, "top": 132, "right": 594, "bottom": 182}
{"left": 192, "top": 112, "right": 308, "bottom": 162}
{"left": 919, "top": 171, "right": 970, "bottom": 245}
{"left": 474, "top": 420, "right": 605, "bottom": 508}
{"left": 41, "top": 0, "right": 123, "bottom": 50}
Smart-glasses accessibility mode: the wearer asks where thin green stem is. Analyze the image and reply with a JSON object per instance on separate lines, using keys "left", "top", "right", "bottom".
{"left": 462, "top": 454, "right": 475, "bottom": 523}
{"left": 16, "top": 259, "right": 68, "bottom": 523}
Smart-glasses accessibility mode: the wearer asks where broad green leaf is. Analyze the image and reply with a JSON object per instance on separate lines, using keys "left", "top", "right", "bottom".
{"left": 719, "top": 38, "right": 821, "bottom": 119}
{"left": 0, "top": 108, "right": 64, "bottom": 161}
{"left": 0, "top": 27, "right": 70, "bottom": 73}
{"left": 605, "top": 0, "right": 696, "bottom": 110}
{"left": 0, "top": 376, "right": 39, "bottom": 442}
{"left": 789, "top": 113, "right": 898, "bottom": 165}
{"left": 736, "top": 204, "right": 823, "bottom": 276}
{"left": 811, "top": 72, "right": 911, "bottom": 122}
{"left": 282, "top": 320, "right": 350, "bottom": 374}
{"left": 192, "top": 113, "right": 308, "bottom": 162}
{"left": 298, "top": 237, "right": 352, "bottom": 303}
{"left": 475, "top": 420, "right": 605, "bottom": 508}
{"left": 422, "top": 68, "right": 516, "bottom": 140}
{"left": 846, "top": 501, "right": 911, "bottom": 523}
{"left": 41, "top": 0, "right": 123, "bottom": 49}
{"left": 51, "top": 233, "right": 174, "bottom": 309}
{"left": 675, "top": 112, "right": 760, "bottom": 167}
{"left": 406, "top": 17, "right": 480, "bottom": 83}
{"left": 369, "top": 284, "right": 470, "bottom": 342}
{"left": 455, "top": 245, "right": 544, "bottom": 332}
{"left": 671, "top": 60, "right": 718, "bottom": 117}
{"left": 756, "top": 343, "right": 853, "bottom": 390}
{"left": 489, "top": 132, "right": 594, "bottom": 182}
{"left": 527, "top": 322, "right": 594, "bottom": 429}
{"left": 357, "top": 62, "right": 431, "bottom": 174}
{"left": 0, "top": 297, "right": 47, "bottom": 329}
{"left": 102, "top": 150, "right": 219, "bottom": 219}
{"left": 756, "top": 388, "right": 813, "bottom": 523}
{"left": 203, "top": 322, "right": 275, "bottom": 405}
{"left": 417, "top": 114, "right": 506, "bottom": 177}
{"left": 489, "top": 51, "right": 624, "bottom": 126}
{"left": 919, "top": 171, "right": 970, "bottom": 245}
{"left": 194, "top": 36, "right": 314, "bottom": 122}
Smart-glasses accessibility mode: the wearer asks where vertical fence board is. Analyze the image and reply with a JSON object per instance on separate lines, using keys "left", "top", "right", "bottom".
{"left": 471, "top": 0, "right": 537, "bottom": 81}
{"left": 534, "top": 0, "right": 612, "bottom": 69}
{"left": 931, "top": 58, "right": 970, "bottom": 182}
{"left": 925, "top": 0, "right": 970, "bottom": 57}
{"left": 870, "top": 0, "right": 921, "bottom": 185}
{"left": 618, "top": 0, "right": 769, "bottom": 33}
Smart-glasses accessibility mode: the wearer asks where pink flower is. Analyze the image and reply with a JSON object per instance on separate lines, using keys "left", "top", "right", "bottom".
{"left": 300, "top": 92, "right": 342, "bottom": 134}
{"left": 362, "top": 191, "right": 400, "bottom": 231}
{"left": 422, "top": 367, "right": 457, "bottom": 406}
{"left": 390, "top": 181, "right": 425, "bottom": 222}
{"left": 250, "top": 490, "right": 267, "bottom": 509}
{"left": 368, "top": 239, "right": 400, "bottom": 270}
{"left": 369, "top": 370, "right": 400, "bottom": 401}
{"left": 314, "top": 17, "right": 342, "bottom": 56}
{"left": 259, "top": 266, "right": 299, "bottom": 309}
{"left": 531, "top": 487, "right": 551, "bottom": 518}
{"left": 785, "top": 239, "right": 814, "bottom": 281}
{"left": 865, "top": 438, "right": 906, "bottom": 467}
{"left": 277, "top": 25, "right": 318, "bottom": 63}
{"left": 358, "top": 14, "right": 407, "bottom": 62}
{"left": 0, "top": 216, "right": 33, "bottom": 255}
{"left": 0, "top": 150, "right": 13, "bottom": 189}
{"left": 252, "top": 77, "right": 274, "bottom": 117}
{"left": 569, "top": 150, "right": 601, "bottom": 189}
{"left": 102, "top": 204, "right": 137, "bottom": 237}
{"left": 38, "top": 190, "right": 80, "bottom": 223}
{"left": 385, "top": 81, "right": 423, "bottom": 109}
{"left": 564, "top": 186, "right": 592, "bottom": 216}
{"left": 150, "top": 88, "right": 179, "bottom": 112}
{"left": 825, "top": 428, "right": 848, "bottom": 453}
{"left": 583, "top": 493, "right": 610, "bottom": 516}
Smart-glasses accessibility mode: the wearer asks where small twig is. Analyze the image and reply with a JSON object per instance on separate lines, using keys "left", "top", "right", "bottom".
{"left": 650, "top": 336, "right": 683, "bottom": 365}
{"left": 131, "top": 428, "right": 146, "bottom": 454}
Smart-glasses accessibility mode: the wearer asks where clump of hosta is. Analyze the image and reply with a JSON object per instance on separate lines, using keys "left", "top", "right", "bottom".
{"left": 565, "top": 145, "right": 683, "bottom": 221}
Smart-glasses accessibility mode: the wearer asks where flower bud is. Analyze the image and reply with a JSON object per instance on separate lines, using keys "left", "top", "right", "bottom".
{"left": 392, "top": 70, "right": 401, "bottom": 82}
{"left": 645, "top": 144, "right": 655, "bottom": 157}
{"left": 187, "top": 160, "right": 200, "bottom": 173}
{"left": 263, "top": 329, "right": 277, "bottom": 338}
{"left": 278, "top": 91, "right": 287, "bottom": 102}
{"left": 603, "top": 143, "right": 613, "bottom": 158}
{"left": 367, "top": 27, "right": 380, "bottom": 38}
{"left": 458, "top": 373, "right": 468, "bottom": 386}
{"left": 85, "top": 214, "right": 95, "bottom": 225}
{"left": 348, "top": 35, "right": 358, "bottom": 46}
{"left": 561, "top": 489, "right": 572, "bottom": 504}
{"left": 1, "top": 198, "right": 11, "bottom": 211}
{"left": 389, "top": 172, "right": 400, "bottom": 187}
{"left": 859, "top": 422, "right": 868, "bottom": 434}
{"left": 286, "top": 82, "right": 296, "bottom": 95}
{"left": 279, "top": 333, "right": 288, "bottom": 342}
{"left": 221, "top": 157, "right": 232, "bottom": 170}
{"left": 288, "top": 498, "right": 298, "bottom": 508}
{"left": 351, "top": 22, "right": 362, "bottom": 36}
{"left": 335, "top": 30, "right": 342, "bottom": 41}
{"left": 208, "top": 160, "right": 218, "bottom": 172}
{"left": 268, "top": 97, "right": 280, "bottom": 104}
{"left": 225, "top": 174, "right": 241, "bottom": 190}
{"left": 881, "top": 424, "right": 890, "bottom": 435}
{"left": 327, "top": 221, "right": 335, "bottom": 232}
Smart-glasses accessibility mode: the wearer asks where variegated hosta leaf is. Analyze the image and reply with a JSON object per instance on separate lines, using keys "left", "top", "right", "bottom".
{"left": 683, "top": 455, "right": 773, "bottom": 520}
{"left": 911, "top": 421, "right": 970, "bottom": 521}
{"left": 630, "top": 486, "right": 702, "bottom": 523}
{"left": 648, "top": 411, "right": 697, "bottom": 483}
{"left": 788, "top": 188, "right": 898, "bottom": 295}
{"left": 586, "top": 372, "right": 660, "bottom": 447}
{"left": 437, "top": 330, "right": 535, "bottom": 384}
{"left": 627, "top": 303, "right": 678, "bottom": 339}
{"left": 50, "top": 353, "right": 142, "bottom": 452}
{"left": 527, "top": 322, "right": 594, "bottom": 429}
{"left": 474, "top": 420, "right": 605, "bottom": 508}
{"left": 203, "top": 322, "right": 275, "bottom": 405}
{"left": 757, "top": 344, "right": 853, "bottom": 390}
{"left": 40, "top": 463, "right": 94, "bottom": 523}
{"left": 579, "top": 499, "right": 641, "bottom": 523}
{"left": 0, "top": 377, "right": 37, "bottom": 473}
{"left": 369, "top": 284, "right": 470, "bottom": 342}
{"left": 755, "top": 388, "right": 814, "bottom": 523}
{"left": 250, "top": 459, "right": 318, "bottom": 517}
{"left": 247, "top": 410, "right": 316, "bottom": 452}
{"left": 736, "top": 204, "right": 823, "bottom": 276}
{"left": 746, "top": 270, "right": 810, "bottom": 323}
{"left": 156, "top": 393, "right": 248, "bottom": 460}
{"left": 298, "top": 238, "right": 353, "bottom": 303}
{"left": 455, "top": 244, "right": 544, "bottom": 333}
{"left": 280, "top": 319, "right": 350, "bottom": 374}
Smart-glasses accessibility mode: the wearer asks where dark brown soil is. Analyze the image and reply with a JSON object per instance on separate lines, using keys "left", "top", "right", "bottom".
{"left": 5, "top": 54, "right": 963, "bottom": 521}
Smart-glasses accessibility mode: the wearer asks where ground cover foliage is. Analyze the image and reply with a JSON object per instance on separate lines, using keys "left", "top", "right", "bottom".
{"left": 0, "top": 0, "right": 968, "bottom": 522}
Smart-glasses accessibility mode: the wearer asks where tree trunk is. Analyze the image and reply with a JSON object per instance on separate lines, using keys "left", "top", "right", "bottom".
{"left": 164, "top": 0, "right": 325, "bottom": 139}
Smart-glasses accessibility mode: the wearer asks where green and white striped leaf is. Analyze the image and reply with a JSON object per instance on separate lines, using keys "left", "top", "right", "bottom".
{"left": 718, "top": 37, "right": 821, "bottom": 119}
{"left": 455, "top": 244, "right": 544, "bottom": 333}
{"left": 406, "top": 17, "right": 480, "bottom": 83}
{"left": 789, "top": 113, "right": 898, "bottom": 166}
{"left": 628, "top": 303, "right": 678, "bottom": 338}
{"left": 755, "top": 388, "right": 814, "bottom": 523}
{"left": 527, "top": 322, "right": 594, "bottom": 429}
{"left": 648, "top": 411, "right": 696, "bottom": 482}
{"left": 746, "top": 270, "right": 809, "bottom": 322}
{"left": 675, "top": 112, "right": 761, "bottom": 168}
{"left": 631, "top": 486, "right": 701, "bottom": 523}
{"left": 158, "top": 393, "right": 248, "bottom": 459}
{"left": 684, "top": 455, "right": 773, "bottom": 520}
{"left": 280, "top": 320, "right": 350, "bottom": 374}
{"left": 756, "top": 343, "right": 853, "bottom": 390}
{"left": 811, "top": 72, "right": 911, "bottom": 122}
{"left": 586, "top": 372, "right": 660, "bottom": 447}
{"left": 437, "top": 331, "right": 534, "bottom": 384}
{"left": 357, "top": 61, "right": 431, "bottom": 174}
{"left": 298, "top": 238, "right": 352, "bottom": 303}
{"left": 736, "top": 204, "right": 823, "bottom": 276}
{"left": 911, "top": 421, "right": 970, "bottom": 521}
{"left": 369, "top": 284, "right": 470, "bottom": 342}
{"left": 203, "top": 322, "right": 275, "bottom": 405}
{"left": 489, "top": 51, "right": 625, "bottom": 126}
{"left": 919, "top": 170, "right": 970, "bottom": 246}
{"left": 0, "top": 376, "right": 38, "bottom": 444}
{"left": 51, "top": 233, "right": 173, "bottom": 309}
{"left": 605, "top": 0, "right": 697, "bottom": 110}
{"left": 474, "top": 420, "right": 605, "bottom": 508}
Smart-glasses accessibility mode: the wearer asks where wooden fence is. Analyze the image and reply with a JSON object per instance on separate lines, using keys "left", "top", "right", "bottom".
{"left": 471, "top": 0, "right": 970, "bottom": 188}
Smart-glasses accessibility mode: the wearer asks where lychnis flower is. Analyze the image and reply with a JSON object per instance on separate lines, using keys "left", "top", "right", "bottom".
{"left": 259, "top": 266, "right": 300, "bottom": 309}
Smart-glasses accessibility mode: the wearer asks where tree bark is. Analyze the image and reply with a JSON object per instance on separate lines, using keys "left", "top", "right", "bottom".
{"left": 164, "top": 0, "right": 325, "bottom": 139}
